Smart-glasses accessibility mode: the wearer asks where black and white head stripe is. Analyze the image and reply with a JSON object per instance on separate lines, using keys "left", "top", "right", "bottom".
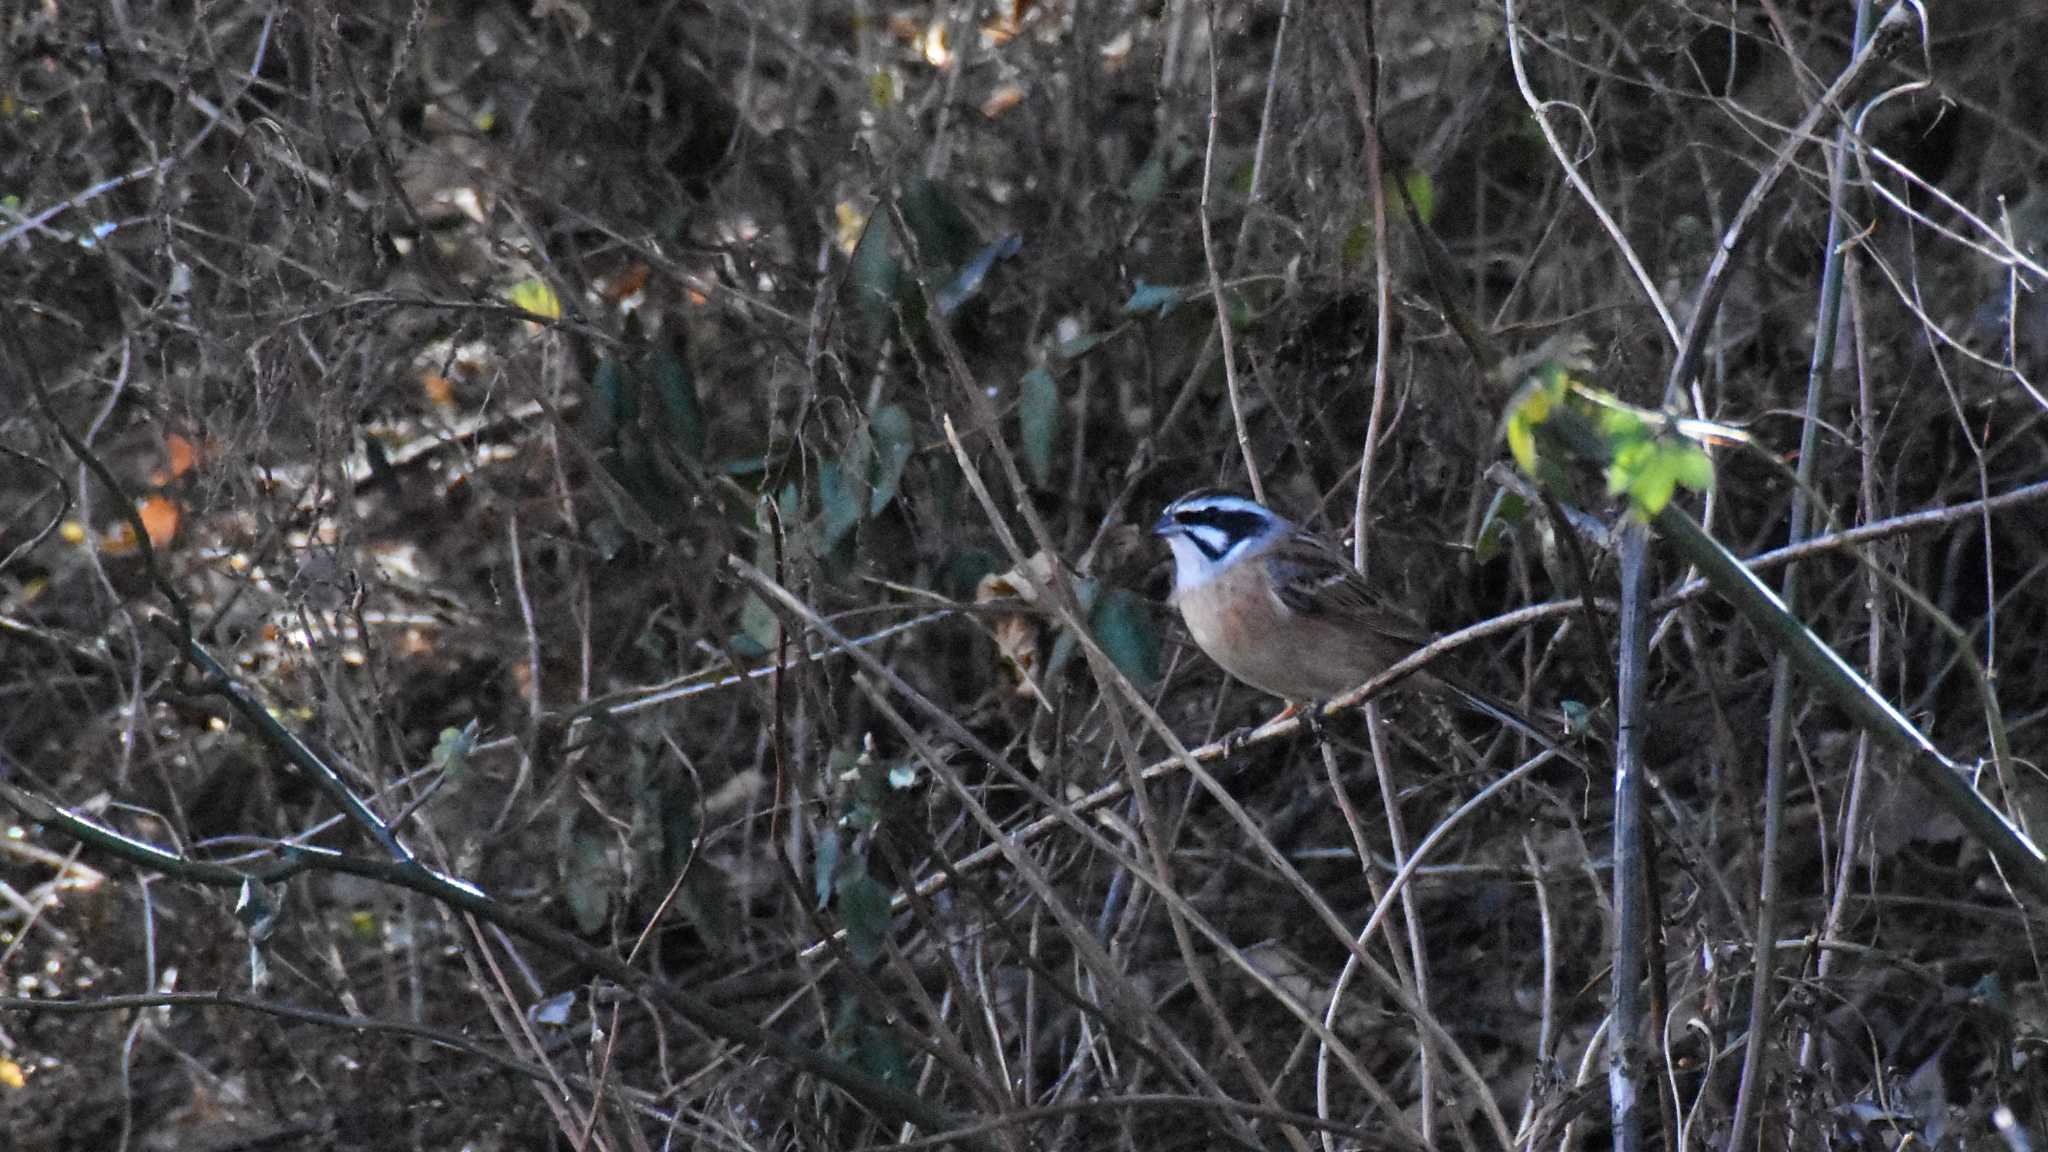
{"left": 1151, "top": 492, "right": 1289, "bottom": 563}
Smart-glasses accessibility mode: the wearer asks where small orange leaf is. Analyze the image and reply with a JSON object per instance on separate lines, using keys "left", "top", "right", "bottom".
{"left": 101, "top": 521, "right": 138, "bottom": 556}
{"left": 602, "top": 263, "right": 652, "bottom": 304}
{"left": 138, "top": 496, "right": 181, "bottom": 547}
{"left": 164, "top": 433, "right": 198, "bottom": 480}
{"left": 422, "top": 374, "right": 456, "bottom": 408}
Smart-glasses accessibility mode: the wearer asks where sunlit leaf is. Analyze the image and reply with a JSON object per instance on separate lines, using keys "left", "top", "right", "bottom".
{"left": 834, "top": 202, "right": 867, "bottom": 255}
{"left": 1606, "top": 439, "right": 1652, "bottom": 499}
{"left": 1672, "top": 444, "right": 1715, "bottom": 493}
{"left": 1019, "top": 366, "right": 1059, "bottom": 488}
{"left": 1630, "top": 452, "right": 1680, "bottom": 517}
{"left": 1599, "top": 405, "right": 1646, "bottom": 442}
{"left": 508, "top": 278, "right": 561, "bottom": 320}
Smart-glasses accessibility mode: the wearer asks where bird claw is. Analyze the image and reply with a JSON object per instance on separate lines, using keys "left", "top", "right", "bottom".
{"left": 1218, "top": 725, "right": 1257, "bottom": 758}
{"left": 1300, "top": 701, "right": 1330, "bottom": 747}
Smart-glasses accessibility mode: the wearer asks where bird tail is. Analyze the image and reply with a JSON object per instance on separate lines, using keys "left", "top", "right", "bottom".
{"left": 1438, "top": 679, "right": 1597, "bottom": 776}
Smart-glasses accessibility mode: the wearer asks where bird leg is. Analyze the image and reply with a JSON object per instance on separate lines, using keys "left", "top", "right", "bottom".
{"left": 1298, "top": 699, "right": 1330, "bottom": 749}
{"left": 1218, "top": 701, "right": 1301, "bottom": 759}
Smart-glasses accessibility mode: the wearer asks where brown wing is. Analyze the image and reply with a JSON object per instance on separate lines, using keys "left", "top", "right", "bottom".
{"left": 1262, "top": 532, "right": 1433, "bottom": 649}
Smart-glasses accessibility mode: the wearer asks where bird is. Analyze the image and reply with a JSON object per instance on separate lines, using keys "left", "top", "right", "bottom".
{"left": 1150, "top": 488, "right": 1555, "bottom": 747}
{"left": 1150, "top": 489, "right": 1434, "bottom": 706}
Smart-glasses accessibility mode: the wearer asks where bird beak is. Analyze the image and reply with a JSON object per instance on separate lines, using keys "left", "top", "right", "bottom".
{"left": 1149, "top": 512, "right": 1176, "bottom": 537}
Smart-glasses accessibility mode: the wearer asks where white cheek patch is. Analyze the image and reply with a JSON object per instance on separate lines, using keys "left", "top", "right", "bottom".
{"left": 1164, "top": 535, "right": 1218, "bottom": 600}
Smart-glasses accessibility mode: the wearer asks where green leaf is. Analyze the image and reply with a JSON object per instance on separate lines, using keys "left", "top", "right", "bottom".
{"left": 1089, "top": 586, "right": 1161, "bottom": 688}
{"left": 652, "top": 349, "right": 704, "bottom": 461}
{"left": 508, "top": 278, "right": 561, "bottom": 320}
{"left": 1054, "top": 329, "right": 1115, "bottom": 361}
{"left": 1402, "top": 169, "right": 1436, "bottom": 225}
{"left": 1599, "top": 405, "right": 1647, "bottom": 443}
{"left": 562, "top": 825, "right": 612, "bottom": 935}
{"left": 428, "top": 721, "right": 479, "bottom": 783}
{"left": 658, "top": 774, "right": 700, "bottom": 878}
{"left": 1672, "top": 444, "right": 1715, "bottom": 493}
{"left": 1122, "top": 280, "right": 1187, "bottom": 317}
{"left": 939, "top": 545, "right": 1001, "bottom": 600}
{"left": 737, "top": 487, "right": 797, "bottom": 655}
{"left": 1225, "top": 290, "right": 1252, "bottom": 331}
{"left": 1343, "top": 217, "right": 1373, "bottom": 270}
{"left": 592, "top": 358, "right": 630, "bottom": 447}
{"left": 1606, "top": 439, "right": 1653, "bottom": 499}
{"left": 1474, "top": 489, "right": 1529, "bottom": 564}
{"left": 1505, "top": 385, "right": 1552, "bottom": 476}
{"left": 1630, "top": 452, "right": 1680, "bottom": 518}
{"left": 835, "top": 864, "right": 891, "bottom": 966}
{"left": 820, "top": 453, "right": 865, "bottom": 553}
{"left": 899, "top": 178, "right": 979, "bottom": 271}
{"left": 1019, "top": 366, "right": 1059, "bottom": 488}
{"left": 814, "top": 827, "right": 841, "bottom": 910}
{"left": 853, "top": 1023, "right": 910, "bottom": 1087}
{"left": 852, "top": 211, "right": 899, "bottom": 338}
{"left": 866, "top": 404, "right": 914, "bottom": 515}
{"left": 936, "top": 232, "right": 1022, "bottom": 315}
{"left": 1127, "top": 148, "right": 1169, "bottom": 209}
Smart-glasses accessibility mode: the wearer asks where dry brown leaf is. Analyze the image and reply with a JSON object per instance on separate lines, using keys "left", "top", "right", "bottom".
{"left": 980, "top": 83, "right": 1025, "bottom": 118}
{"left": 975, "top": 552, "right": 1058, "bottom": 699}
